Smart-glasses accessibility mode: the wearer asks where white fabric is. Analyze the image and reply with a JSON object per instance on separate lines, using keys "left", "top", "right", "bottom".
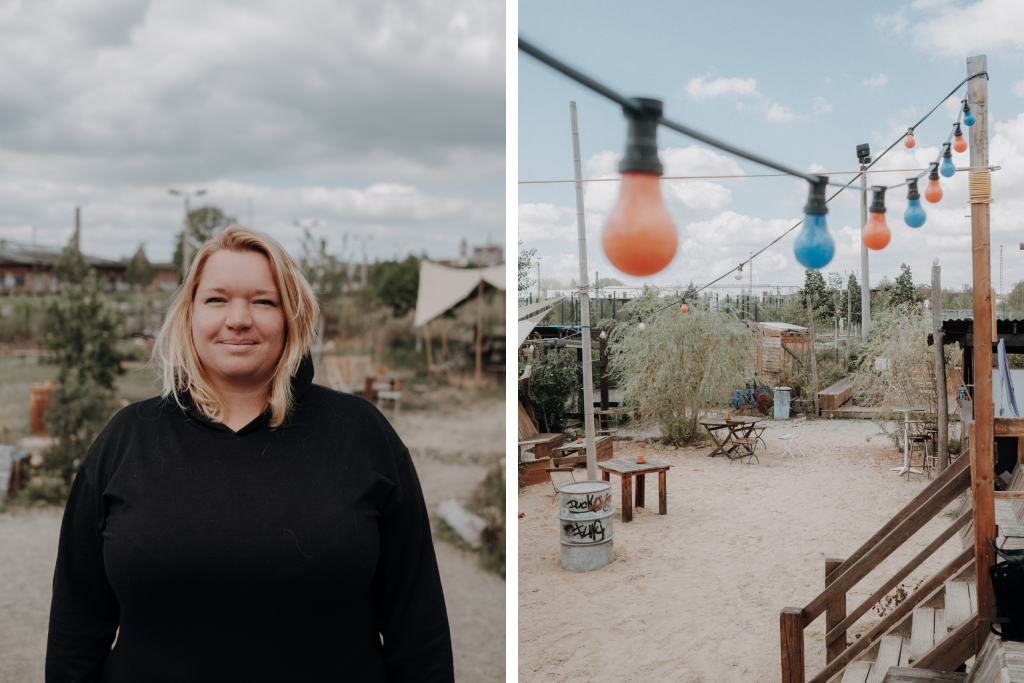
{"left": 412, "top": 260, "right": 506, "bottom": 328}
{"left": 517, "top": 307, "right": 555, "bottom": 348}
{"left": 518, "top": 297, "right": 564, "bottom": 320}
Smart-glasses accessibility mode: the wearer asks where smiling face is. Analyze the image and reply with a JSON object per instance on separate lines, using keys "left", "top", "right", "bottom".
{"left": 191, "top": 249, "right": 286, "bottom": 394}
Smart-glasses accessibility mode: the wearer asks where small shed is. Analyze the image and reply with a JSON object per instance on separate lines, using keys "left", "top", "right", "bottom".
{"left": 755, "top": 322, "right": 808, "bottom": 379}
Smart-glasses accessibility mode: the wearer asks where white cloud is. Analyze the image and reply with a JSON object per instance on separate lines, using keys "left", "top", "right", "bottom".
{"left": 766, "top": 102, "right": 798, "bottom": 123}
{"left": 685, "top": 73, "right": 800, "bottom": 124}
{"left": 863, "top": 74, "right": 890, "bottom": 88}
{"left": 686, "top": 76, "right": 759, "bottom": 100}
{"left": 877, "top": 0, "right": 1024, "bottom": 58}
{"left": 1013, "top": 80, "right": 1024, "bottom": 98}
{"left": 813, "top": 97, "right": 834, "bottom": 115}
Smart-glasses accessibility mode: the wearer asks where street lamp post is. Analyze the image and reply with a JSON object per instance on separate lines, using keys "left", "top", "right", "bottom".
{"left": 168, "top": 188, "right": 207, "bottom": 278}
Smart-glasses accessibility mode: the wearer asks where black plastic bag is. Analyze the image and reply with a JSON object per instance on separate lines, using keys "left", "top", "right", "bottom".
{"left": 988, "top": 538, "right": 1024, "bottom": 641}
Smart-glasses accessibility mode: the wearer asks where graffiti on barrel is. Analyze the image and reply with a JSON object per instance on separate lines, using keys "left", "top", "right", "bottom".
{"left": 564, "top": 493, "right": 612, "bottom": 514}
{"left": 562, "top": 519, "right": 607, "bottom": 542}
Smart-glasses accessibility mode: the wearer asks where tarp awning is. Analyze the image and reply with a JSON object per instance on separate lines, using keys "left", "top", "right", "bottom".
{"left": 412, "top": 260, "right": 505, "bottom": 328}
{"left": 518, "top": 307, "right": 556, "bottom": 348}
{"left": 518, "top": 297, "right": 564, "bottom": 320}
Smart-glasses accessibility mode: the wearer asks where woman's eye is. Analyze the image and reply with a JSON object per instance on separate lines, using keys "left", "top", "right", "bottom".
{"left": 205, "top": 297, "right": 225, "bottom": 304}
{"left": 256, "top": 299, "right": 276, "bottom": 306}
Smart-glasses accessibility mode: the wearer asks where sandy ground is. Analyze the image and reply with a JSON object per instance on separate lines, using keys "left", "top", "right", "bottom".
{"left": 0, "top": 391, "right": 505, "bottom": 683}
{"left": 518, "top": 418, "right": 964, "bottom": 683}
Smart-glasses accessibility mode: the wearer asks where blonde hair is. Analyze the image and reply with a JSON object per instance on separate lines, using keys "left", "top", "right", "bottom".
{"left": 153, "top": 225, "right": 320, "bottom": 428}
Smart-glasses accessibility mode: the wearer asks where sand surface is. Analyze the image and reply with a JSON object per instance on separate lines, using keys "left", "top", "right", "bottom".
{"left": 518, "top": 419, "right": 964, "bottom": 683}
{"left": 0, "top": 394, "right": 505, "bottom": 683}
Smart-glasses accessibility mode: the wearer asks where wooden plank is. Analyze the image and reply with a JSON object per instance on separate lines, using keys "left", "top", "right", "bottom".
{"left": 994, "top": 492, "right": 1024, "bottom": 500}
{"left": 910, "top": 608, "right": 936, "bottom": 663}
{"left": 827, "top": 557, "right": 849, "bottom": 663}
{"left": 843, "top": 661, "right": 873, "bottom": 683}
{"left": 658, "top": 471, "right": 667, "bottom": 515}
{"left": 945, "top": 582, "right": 972, "bottom": 631}
{"left": 781, "top": 607, "right": 805, "bottom": 683}
{"left": 869, "top": 636, "right": 905, "bottom": 683}
{"left": 993, "top": 418, "right": 1024, "bottom": 437}
{"left": 880, "top": 667, "right": 966, "bottom": 683}
{"left": 915, "top": 615, "right": 978, "bottom": 673}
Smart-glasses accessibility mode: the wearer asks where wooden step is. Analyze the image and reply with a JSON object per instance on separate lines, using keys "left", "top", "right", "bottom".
{"left": 868, "top": 635, "right": 908, "bottom": 683}
{"left": 879, "top": 666, "right": 966, "bottom": 683}
{"left": 842, "top": 661, "right": 874, "bottom": 683}
{"left": 909, "top": 608, "right": 946, "bottom": 663}
{"left": 944, "top": 581, "right": 972, "bottom": 631}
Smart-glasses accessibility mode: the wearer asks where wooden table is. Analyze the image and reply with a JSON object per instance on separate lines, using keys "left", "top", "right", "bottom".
{"left": 598, "top": 458, "right": 671, "bottom": 523}
{"left": 700, "top": 417, "right": 763, "bottom": 458}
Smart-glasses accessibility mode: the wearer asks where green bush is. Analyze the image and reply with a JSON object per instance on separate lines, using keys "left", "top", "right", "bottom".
{"left": 521, "top": 350, "right": 577, "bottom": 433}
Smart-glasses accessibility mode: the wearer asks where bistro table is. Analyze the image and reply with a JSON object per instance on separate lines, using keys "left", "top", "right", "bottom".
{"left": 890, "top": 406, "right": 925, "bottom": 476}
{"left": 598, "top": 458, "right": 671, "bottom": 523}
{"left": 699, "top": 417, "right": 763, "bottom": 459}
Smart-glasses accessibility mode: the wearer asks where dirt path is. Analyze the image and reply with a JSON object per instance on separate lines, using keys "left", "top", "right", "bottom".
{"left": 0, "top": 395, "right": 505, "bottom": 683}
{"left": 519, "top": 419, "right": 963, "bottom": 682}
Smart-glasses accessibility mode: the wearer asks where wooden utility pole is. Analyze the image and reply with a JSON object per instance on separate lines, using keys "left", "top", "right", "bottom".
{"left": 807, "top": 293, "right": 818, "bottom": 415}
{"left": 860, "top": 161, "right": 870, "bottom": 341}
{"left": 933, "top": 262, "right": 949, "bottom": 472}
{"left": 966, "top": 54, "right": 995, "bottom": 651}
{"left": 570, "top": 101, "right": 598, "bottom": 481}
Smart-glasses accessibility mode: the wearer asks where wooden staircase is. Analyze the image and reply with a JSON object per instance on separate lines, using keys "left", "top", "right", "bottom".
{"left": 839, "top": 562, "right": 978, "bottom": 683}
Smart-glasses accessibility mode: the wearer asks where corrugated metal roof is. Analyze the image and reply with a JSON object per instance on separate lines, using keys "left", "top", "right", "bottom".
{"left": 759, "top": 322, "right": 807, "bottom": 331}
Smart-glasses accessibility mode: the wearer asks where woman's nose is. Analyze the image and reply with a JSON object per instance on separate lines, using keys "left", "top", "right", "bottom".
{"left": 225, "top": 300, "right": 253, "bottom": 329}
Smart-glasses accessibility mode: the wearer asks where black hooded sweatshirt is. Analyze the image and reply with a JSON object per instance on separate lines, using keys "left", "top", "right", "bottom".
{"left": 45, "top": 357, "right": 454, "bottom": 682}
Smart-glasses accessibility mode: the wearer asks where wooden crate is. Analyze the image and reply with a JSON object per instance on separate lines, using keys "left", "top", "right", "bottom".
{"left": 818, "top": 377, "right": 854, "bottom": 413}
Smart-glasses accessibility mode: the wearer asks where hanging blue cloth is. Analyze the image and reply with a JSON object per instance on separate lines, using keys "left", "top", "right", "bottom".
{"left": 998, "top": 338, "right": 1019, "bottom": 417}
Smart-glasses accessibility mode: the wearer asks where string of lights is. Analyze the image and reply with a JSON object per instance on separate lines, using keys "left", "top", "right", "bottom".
{"left": 518, "top": 165, "right": 997, "bottom": 185}
{"left": 520, "top": 36, "right": 991, "bottom": 339}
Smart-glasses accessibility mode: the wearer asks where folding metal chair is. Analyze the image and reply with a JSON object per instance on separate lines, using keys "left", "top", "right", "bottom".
{"left": 545, "top": 468, "right": 576, "bottom": 502}
{"left": 778, "top": 417, "right": 807, "bottom": 460}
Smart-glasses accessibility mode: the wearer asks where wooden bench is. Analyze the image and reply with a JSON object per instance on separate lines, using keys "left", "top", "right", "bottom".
{"left": 550, "top": 435, "right": 613, "bottom": 467}
{"left": 818, "top": 376, "right": 854, "bottom": 414}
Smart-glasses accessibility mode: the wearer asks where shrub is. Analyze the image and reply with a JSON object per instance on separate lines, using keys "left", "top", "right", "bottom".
{"left": 610, "top": 289, "right": 757, "bottom": 446}
{"left": 521, "top": 349, "right": 578, "bottom": 433}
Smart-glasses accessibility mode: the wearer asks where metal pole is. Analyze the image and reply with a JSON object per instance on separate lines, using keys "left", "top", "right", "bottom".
{"left": 182, "top": 197, "right": 191, "bottom": 277}
{"left": 860, "top": 163, "right": 870, "bottom": 341}
{"left": 570, "top": 101, "right": 598, "bottom": 481}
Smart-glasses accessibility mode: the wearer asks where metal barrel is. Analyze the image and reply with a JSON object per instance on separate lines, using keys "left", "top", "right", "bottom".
{"left": 557, "top": 480, "right": 614, "bottom": 572}
{"left": 774, "top": 386, "right": 791, "bottom": 420}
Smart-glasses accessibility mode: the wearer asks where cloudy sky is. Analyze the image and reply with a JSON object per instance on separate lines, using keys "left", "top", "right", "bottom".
{"left": 519, "top": 0, "right": 1024, "bottom": 293}
{"left": 0, "top": 0, "right": 504, "bottom": 263}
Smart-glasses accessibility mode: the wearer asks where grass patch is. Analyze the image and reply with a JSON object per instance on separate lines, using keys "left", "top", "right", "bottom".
{"left": 433, "top": 460, "right": 506, "bottom": 580}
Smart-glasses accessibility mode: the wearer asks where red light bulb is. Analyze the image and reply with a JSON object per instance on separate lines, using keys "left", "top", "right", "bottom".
{"left": 925, "top": 177, "right": 943, "bottom": 203}
{"left": 862, "top": 187, "right": 890, "bottom": 251}
{"left": 954, "top": 134, "right": 967, "bottom": 153}
{"left": 905, "top": 131, "right": 915, "bottom": 148}
{"left": 602, "top": 172, "right": 678, "bottom": 276}
{"left": 862, "top": 211, "right": 890, "bottom": 250}
{"left": 680, "top": 303, "right": 688, "bottom": 313}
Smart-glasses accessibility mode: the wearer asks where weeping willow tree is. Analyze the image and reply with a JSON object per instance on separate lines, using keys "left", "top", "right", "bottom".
{"left": 609, "top": 290, "right": 757, "bottom": 445}
{"left": 854, "top": 305, "right": 957, "bottom": 449}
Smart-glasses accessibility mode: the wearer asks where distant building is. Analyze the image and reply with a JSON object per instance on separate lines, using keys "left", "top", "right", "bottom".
{"left": 0, "top": 240, "right": 178, "bottom": 295}
{"left": 439, "top": 239, "right": 503, "bottom": 268}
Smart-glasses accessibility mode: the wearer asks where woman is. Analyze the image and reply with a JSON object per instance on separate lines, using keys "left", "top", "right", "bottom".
{"left": 45, "top": 226, "right": 454, "bottom": 682}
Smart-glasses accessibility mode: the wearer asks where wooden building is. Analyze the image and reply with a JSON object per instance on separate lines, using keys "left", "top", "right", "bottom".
{"left": 754, "top": 322, "right": 808, "bottom": 379}
{"left": 0, "top": 241, "right": 178, "bottom": 295}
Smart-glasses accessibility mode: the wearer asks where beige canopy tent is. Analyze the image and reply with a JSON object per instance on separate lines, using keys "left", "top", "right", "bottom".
{"left": 517, "top": 297, "right": 564, "bottom": 348}
{"left": 413, "top": 259, "right": 506, "bottom": 383}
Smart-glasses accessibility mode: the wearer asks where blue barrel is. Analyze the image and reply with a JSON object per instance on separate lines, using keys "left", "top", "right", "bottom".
{"left": 774, "top": 387, "right": 791, "bottom": 420}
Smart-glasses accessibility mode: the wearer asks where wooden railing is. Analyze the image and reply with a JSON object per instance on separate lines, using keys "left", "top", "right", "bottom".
{"left": 780, "top": 453, "right": 973, "bottom": 683}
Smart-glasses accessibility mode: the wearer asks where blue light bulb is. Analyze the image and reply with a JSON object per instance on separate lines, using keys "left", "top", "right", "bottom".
{"left": 963, "top": 104, "right": 976, "bottom": 127}
{"left": 794, "top": 213, "right": 834, "bottom": 269}
{"left": 905, "top": 199, "right": 926, "bottom": 228}
{"left": 940, "top": 154, "right": 956, "bottom": 177}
